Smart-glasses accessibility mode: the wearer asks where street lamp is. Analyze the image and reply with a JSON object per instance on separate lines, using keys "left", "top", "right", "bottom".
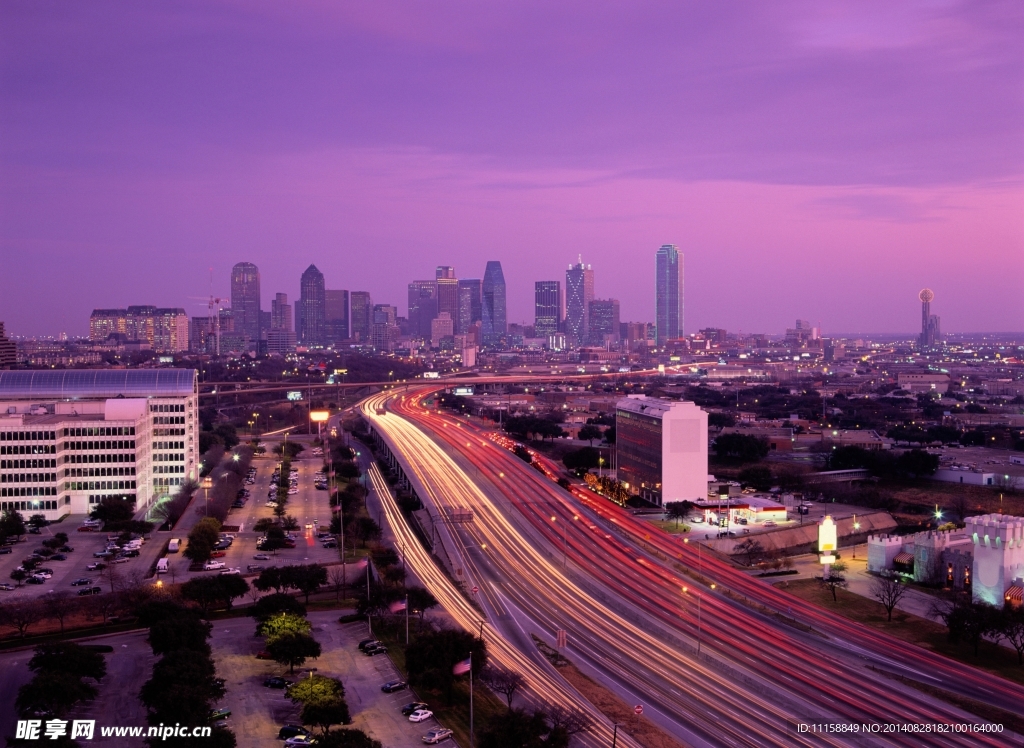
{"left": 551, "top": 515, "right": 578, "bottom": 568}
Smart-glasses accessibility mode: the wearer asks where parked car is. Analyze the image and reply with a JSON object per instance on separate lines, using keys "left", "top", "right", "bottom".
{"left": 763, "top": 521, "right": 777, "bottom": 527}
{"left": 110, "top": 557, "right": 130, "bottom": 564}
{"left": 203, "top": 561, "right": 226, "bottom": 571}
{"left": 364, "top": 646, "right": 388, "bottom": 657}
{"left": 358, "top": 639, "right": 381, "bottom": 651}
{"left": 263, "top": 677, "right": 294, "bottom": 689}
{"left": 208, "top": 708, "right": 231, "bottom": 721}
{"left": 422, "top": 728, "right": 453, "bottom": 744}
{"left": 71, "top": 578, "right": 92, "bottom": 586}
{"left": 121, "top": 550, "right": 140, "bottom": 558}
{"left": 0, "top": 548, "right": 11, "bottom": 555}
{"left": 253, "top": 553, "right": 270, "bottom": 561}
{"left": 247, "top": 564, "right": 265, "bottom": 573}
{"left": 381, "top": 680, "right": 407, "bottom": 693}
{"left": 58, "top": 545, "right": 74, "bottom": 553}
{"left": 402, "top": 702, "right": 429, "bottom": 715}
{"left": 408, "top": 709, "right": 433, "bottom": 723}
{"left": 220, "top": 568, "right": 241, "bottom": 576}
{"left": 283, "top": 737, "right": 317, "bottom": 747}
{"left": 278, "top": 726, "right": 312, "bottom": 740}
{"left": 93, "top": 551, "right": 112, "bottom": 558}
{"left": 78, "top": 586, "right": 102, "bottom": 596}
{"left": 210, "top": 551, "right": 227, "bottom": 559}
{"left": 255, "top": 651, "right": 273, "bottom": 660}
{"left": 25, "top": 576, "right": 45, "bottom": 585}
{"left": 51, "top": 554, "right": 68, "bottom": 561}
{"left": 86, "top": 562, "right": 106, "bottom": 571}
{"left": 322, "top": 540, "right": 337, "bottom": 549}
{"left": 0, "top": 583, "right": 15, "bottom": 591}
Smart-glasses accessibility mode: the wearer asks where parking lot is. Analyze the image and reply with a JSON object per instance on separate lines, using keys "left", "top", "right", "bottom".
{"left": 211, "top": 611, "right": 444, "bottom": 747}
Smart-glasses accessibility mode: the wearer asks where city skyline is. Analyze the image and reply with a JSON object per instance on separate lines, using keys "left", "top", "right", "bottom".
{"left": 2, "top": 3, "right": 1021, "bottom": 336}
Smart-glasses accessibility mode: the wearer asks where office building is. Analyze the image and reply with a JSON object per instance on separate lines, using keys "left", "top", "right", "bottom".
{"left": 588, "top": 299, "right": 620, "bottom": 347}
{"left": 370, "top": 305, "right": 399, "bottom": 351}
{"left": 534, "top": 281, "right": 562, "bottom": 338}
{"left": 298, "top": 265, "right": 326, "bottom": 346}
{"left": 431, "top": 313, "right": 454, "bottom": 348}
{"left": 408, "top": 280, "right": 438, "bottom": 340}
{"left": 271, "top": 293, "right": 292, "bottom": 331}
{"left": 0, "top": 323, "right": 15, "bottom": 369}
{"left": 655, "top": 244, "right": 683, "bottom": 345}
{"left": 457, "top": 279, "right": 482, "bottom": 335}
{"left": 481, "top": 261, "right": 507, "bottom": 345}
{"left": 919, "top": 289, "right": 941, "bottom": 347}
{"left": 325, "top": 289, "right": 349, "bottom": 345}
{"left": 0, "top": 369, "right": 199, "bottom": 521}
{"left": 566, "top": 257, "right": 594, "bottom": 347}
{"left": 350, "top": 292, "right": 372, "bottom": 342}
{"left": 89, "top": 307, "right": 189, "bottom": 352}
{"left": 230, "top": 262, "right": 261, "bottom": 349}
{"left": 436, "top": 267, "right": 459, "bottom": 327}
{"left": 616, "top": 395, "right": 708, "bottom": 507}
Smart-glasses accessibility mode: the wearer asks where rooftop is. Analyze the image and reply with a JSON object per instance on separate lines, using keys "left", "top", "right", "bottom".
{"left": 0, "top": 369, "right": 197, "bottom": 399}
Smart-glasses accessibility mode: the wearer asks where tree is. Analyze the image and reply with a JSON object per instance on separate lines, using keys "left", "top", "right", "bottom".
{"left": 287, "top": 675, "right": 350, "bottom": 736}
{"left": 258, "top": 612, "right": 312, "bottom": 643}
{"left": 268, "top": 632, "right": 322, "bottom": 673}
{"left": 16, "top": 671, "right": 97, "bottom": 718}
{"left": 28, "top": 513, "right": 48, "bottom": 530}
{"left": 4, "top": 599, "right": 44, "bottom": 637}
{"left": 407, "top": 586, "right": 439, "bottom": 624}
{"left": 328, "top": 565, "right": 348, "bottom": 602}
{"left": 479, "top": 666, "right": 525, "bottom": 709}
{"left": 213, "top": 423, "right": 239, "bottom": 449}
{"left": 896, "top": 449, "right": 939, "bottom": 478}
{"left": 738, "top": 465, "right": 773, "bottom": 492}
{"left": 997, "top": 606, "right": 1024, "bottom": 666}
{"left": 250, "top": 592, "right": 307, "bottom": 621}
{"left": 10, "top": 568, "right": 27, "bottom": 587}
{"left": 352, "top": 517, "right": 382, "bottom": 547}
{"left": 253, "top": 517, "right": 277, "bottom": 533}
{"left": 561, "top": 447, "right": 600, "bottom": 476}
{"left": 0, "top": 509, "right": 27, "bottom": 539}
{"left": 29, "top": 643, "right": 107, "bottom": 681}
{"left": 180, "top": 575, "right": 249, "bottom": 615}
{"left": 255, "top": 566, "right": 286, "bottom": 593}
{"left": 735, "top": 538, "right": 765, "bottom": 567}
{"left": 479, "top": 708, "right": 550, "bottom": 748}
{"left": 713, "top": 434, "right": 769, "bottom": 463}
{"left": 281, "top": 514, "right": 300, "bottom": 531}
{"left": 285, "top": 564, "right": 328, "bottom": 603}
{"left": 89, "top": 497, "right": 135, "bottom": 526}
{"left": 184, "top": 516, "right": 221, "bottom": 565}
{"left": 817, "top": 561, "right": 848, "bottom": 603}
{"left": 338, "top": 462, "right": 361, "bottom": 480}
{"left": 870, "top": 575, "right": 910, "bottom": 622}
{"left": 43, "top": 591, "right": 78, "bottom": 635}
{"left": 665, "top": 501, "right": 695, "bottom": 528}
{"left": 149, "top": 617, "right": 213, "bottom": 656}
{"left": 578, "top": 425, "right": 602, "bottom": 446}
{"left": 546, "top": 705, "right": 592, "bottom": 741}
{"left": 405, "top": 629, "right": 487, "bottom": 701}
{"left": 141, "top": 648, "right": 223, "bottom": 723}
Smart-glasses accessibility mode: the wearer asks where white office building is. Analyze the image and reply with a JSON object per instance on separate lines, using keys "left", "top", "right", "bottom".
{"left": 0, "top": 370, "right": 198, "bottom": 521}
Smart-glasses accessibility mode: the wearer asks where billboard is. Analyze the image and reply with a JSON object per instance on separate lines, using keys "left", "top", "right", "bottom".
{"left": 286, "top": 391, "right": 303, "bottom": 401}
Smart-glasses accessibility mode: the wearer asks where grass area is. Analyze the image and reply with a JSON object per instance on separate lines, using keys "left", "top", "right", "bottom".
{"left": 776, "top": 578, "right": 1024, "bottom": 689}
{"left": 890, "top": 482, "right": 1024, "bottom": 517}
{"left": 531, "top": 636, "right": 686, "bottom": 748}
{"left": 647, "top": 519, "right": 690, "bottom": 536}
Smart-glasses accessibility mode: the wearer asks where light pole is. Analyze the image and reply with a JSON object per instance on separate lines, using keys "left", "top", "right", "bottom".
{"left": 551, "top": 515, "right": 578, "bottom": 568}
{"left": 611, "top": 722, "right": 620, "bottom": 747}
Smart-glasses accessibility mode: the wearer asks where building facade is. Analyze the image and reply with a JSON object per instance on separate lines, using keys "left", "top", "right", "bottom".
{"left": 534, "top": 281, "right": 562, "bottom": 339}
{"left": 588, "top": 298, "right": 620, "bottom": 347}
{"left": 616, "top": 395, "right": 708, "bottom": 506}
{"left": 457, "top": 279, "right": 482, "bottom": 335}
{"left": 325, "top": 289, "right": 349, "bottom": 345}
{"left": 89, "top": 307, "right": 188, "bottom": 352}
{"left": 566, "top": 257, "right": 594, "bottom": 347}
{"left": 919, "top": 289, "right": 941, "bottom": 348}
{"left": 0, "top": 369, "right": 198, "bottom": 521}
{"left": 0, "top": 323, "right": 16, "bottom": 369}
{"left": 230, "top": 261, "right": 261, "bottom": 349}
{"left": 481, "top": 261, "right": 507, "bottom": 345}
{"left": 271, "top": 293, "right": 292, "bottom": 332}
{"left": 408, "top": 280, "right": 438, "bottom": 341}
{"left": 350, "top": 292, "right": 372, "bottom": 342}
{"left": 655, "top": 244, "right": 683, "bottom": 346}
{"left": 298, "top": 264, "right": 326, "bottom": 347}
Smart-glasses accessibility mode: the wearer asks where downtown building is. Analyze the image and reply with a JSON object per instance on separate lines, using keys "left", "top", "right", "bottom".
{"left": 534, "top": 281, "right": 562, "bottom": 340}
{"left": 457, "top": 280, "right": 482, "bottom": 337}
{"left": 230, "top": 261, "right": 261, "bottom": 350}
{"left": 325, "top": 289, "right": 350, "bottom": 346}
{"left": 566, "top": 257, "right": 594, "bottom": 347}
{"left": 350, "top": 292, "right": 373, "bottom": 343}
{"left": 89, "top": 307, "right": 189, "bottom": 352}
{"left": 481, "top": 261, "right": 507, "bottom": 346}
{"left": 615, "top": 395, "right": 708, "bottom": 507}
{"left": 267, "top": 293, "right": 296, "bottom": 354}
{"left": 297, "top": 264, "right": 326, "bottom": 347}
{"left": 655, "top": 244, "right": 683, "bottom": 346}
{"left": 0, "top": 323, "right": 15, "bottom": 369}
{"left": 0, "top": 369, "right": 199, "bottom": 521}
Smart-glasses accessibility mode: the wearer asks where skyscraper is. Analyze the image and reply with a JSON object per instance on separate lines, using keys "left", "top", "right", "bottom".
{"left": 435, "top": 266, "right": 459, "bottom": 328}
{"left": 655, "top": 244, "right": 683, "bottom": 346}
{"left": 325, "top": 289, "right": 349, "bottom": 345}
{"left": 919, "top": 289, "right": 940, "bottom": 347}
{"left": 457, "top": 279, "right": 482, "bottom": 335}
{"left": 350, "top": 291, "right": 372, "bottom": 342}
{"left": 534, "top": 281, "right": 562, "bottom": 338}
{"left": 588, "top": 299, "right": 620, "bottom": 346}
{"left": 0, "top": 322, "right": 16, "bottom": 369}
{"left": 481, "top": 261, "right": 507, "bottom": 345}
{"left": 565, "top": 257, "right": 594, "bottom": 347}
{"left": 408, "top": 280, "right": 438, "bottom": 340}
{"left": 297, "top": 264, "right": 326, "bottom": 346}
{"left": 230, "top": 262, "right": 261, "bottom": 349}
{"left": 271, "top": 293, "right": 292, "bottom": 331}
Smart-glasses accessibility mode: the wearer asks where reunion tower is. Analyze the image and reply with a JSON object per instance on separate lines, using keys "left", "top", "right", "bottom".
{"left": 918, "top": 288, "right": 940, "bottom": 347}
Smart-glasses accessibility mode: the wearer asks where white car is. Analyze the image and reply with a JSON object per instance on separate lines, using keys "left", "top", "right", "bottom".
{"left": 203, "top": 561, "right": 226, "bottom": 571}
{"left": 288, "top": 488, "right": 299, "bottom": 495}
{"left": 220, "top": 568, "right": 241, "bottom": 576}
{"left": 408, "top": 709, "right": 434, "bottom": 723}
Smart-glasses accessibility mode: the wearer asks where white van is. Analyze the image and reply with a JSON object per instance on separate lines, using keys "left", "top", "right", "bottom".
{"left": 156, "top": 558, "right": 169, "bottom": 574}
{"left": 167, "top": 538, "right": 180, "bottom": 553}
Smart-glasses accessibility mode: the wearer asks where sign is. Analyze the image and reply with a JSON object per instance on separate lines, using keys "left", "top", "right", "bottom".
{"left": 454, "top": 386, "right": 474, "bottom": 396}
{"left": 286, "top": 391, "right": 303, "bottom": 401}
{"left": 422, "top": 371, "right": 440, "bottom": 379}
{"left": 309, "top": 410, "right": 330, "bottom": 422}
{"left": 471, "top": 586, "right": 479, "bottom": 594}
{"left": 556, "top": 629, "right": 567, "bottom": 648}
{"left": 818, "top": 515, "right": 837, "bottom": 553}
{"left": 634, "top": 705, "right": 643, "bottom": 716}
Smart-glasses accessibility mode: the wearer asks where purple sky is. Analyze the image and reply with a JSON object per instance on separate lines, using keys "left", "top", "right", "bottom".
{"left": 2, "top": 1, "right": 1022, "bottom": 337}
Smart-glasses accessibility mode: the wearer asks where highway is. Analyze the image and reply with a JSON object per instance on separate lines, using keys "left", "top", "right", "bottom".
{"left": 363, "top": 388, "right": 1021, "bottom": 748}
